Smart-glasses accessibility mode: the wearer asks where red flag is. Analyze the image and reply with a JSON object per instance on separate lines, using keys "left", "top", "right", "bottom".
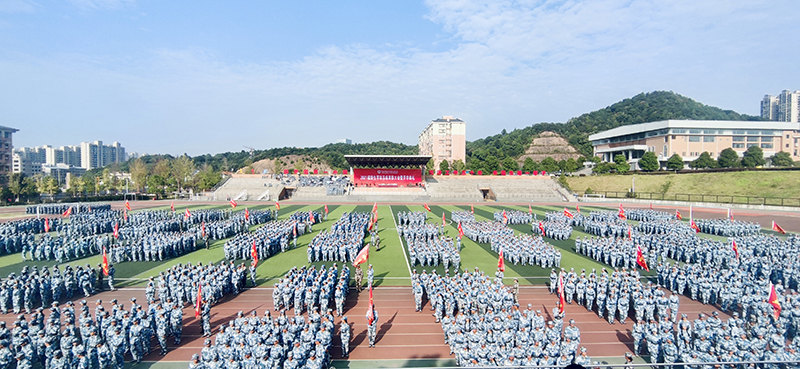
{"left": 62, "top": 207, "right": 72, "bottom": 217}
{"left": 102, "top": 247, "right": 110, "bottom": 276}
{"left": 618, "top": 204, "right": 626, "bottom": 220}
{"left": 497, "top": 247, "right": 505, "bottom": 272}
{"left": 538, "top": 221, "right": 545, "bottom": 237}
{"left": 372, "top": 202, "right": 378, "bottom": 215}
{"left": 230, "top": 199, "right": 237, "bottom": 208}
{"left": 732, "top": 239, "right": 739, "bottom": 259}
{"left": 195, "top": 284, "right": 202, "bottom": 318}
{"left": 564, "top": 207, "right": 574, "bottom": 219}
{"left": 251, "top": 240, "right": 258, "bottom": 267}
{"left": 676, "top": 210, "right": 682, "bottom": 220}
{"left": 627, "top": 224, "right": 632, "bottom": 240}
{"left": 558, "top": 273, "right": 566, "bottom": 314}
{"left": 636, "top": 245, "right": 649, "bottom": 271}
{"left": 125, "top": 200, "right": 131, "bottom": 211}
{"left": 768, "top": 283, "right": 781, "bottom": 320}
{"left": 728, "top": 208, "right": 734, "bottom": 221}
{"left": 690, "top": 219, "right": 700, "bottom": 233}
{"left": 113, "top": 222, "right": 119, "bottom": 239}
{"left": 353, "top": 245, "right": 369, "bottom": 267}
{"left": 184, "top": 208, "right": 191, "bottom": 220}
{"left": 44, "top": 218, "right": 50, "bottom": 233}
{"left": 423, "top": 203, "right": 431, "bottom": 212}
{"left": 201, "top": 222, "right": 206, "bottom": 238}
{"left": 442, "top": 212, "right": 446, "bottom": 226}
{"left": 309, "top": 210, "right": 315, "bottom": 224}
{"left": 123, "top": 209, "right": 128, "bottom": 222}
{"left": 324, "top": 204, "right": 329, "bottom": 214}
{"left": 367, "top": 286, "right": 374, "bottom": 324}
{"left": 275, "top": 202, "right": 281, "bottom": 210}
{"left": 170, "top": 201, "right": 175, "bottom": 212}
{"left": 457, "top": 222, "right": 464, "bottom": 238}
{"left": 528, "top": 205, "right": 532, "bottom": 214}
{"left": 773, "top": 221, "right": 786, "bottom": 234}
{"left": 576, "top": 205, "right": 581, "bottom": 214}
{"left": 293, "top": 223, "right": 297, "bottom": 237}
{"left": 244, "top": 208, "right": 250, "bottom": 221}
{"left": 649, "top": 202, "right": 653, "bottom": 210}
{"left": 470, "top": 204, "right": 474, "bottom": 214}
{"left": 502, "top": 210, "right": 508, "bottom": 225}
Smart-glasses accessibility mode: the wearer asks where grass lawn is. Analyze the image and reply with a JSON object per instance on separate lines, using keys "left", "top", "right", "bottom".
{"left": 566, "top": 171, "right": 800, "bottom": 200}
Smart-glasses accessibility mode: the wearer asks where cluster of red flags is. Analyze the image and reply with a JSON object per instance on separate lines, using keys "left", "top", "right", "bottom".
{"left": 773, "top": 221, "right": 786, "bottom": 234}
{"left": 353, "top": 245, "right": 369, "bottom": 267}
{"left": 497, "top": 246, "right": 505, "bottom": 272}
{"left": 195, "top": 284, "right": 203, "bottom": 318}
{"left": 636, "top": 245, "right": 649, "bottom": 271}
{"left": 101, "top": 247, "right": 110, "bottom": 276}
{"left": 251, "top": 240, "right": 259, "bottom": 267}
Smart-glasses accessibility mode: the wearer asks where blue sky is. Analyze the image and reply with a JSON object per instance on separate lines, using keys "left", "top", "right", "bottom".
{"left": 1, "top": 0, "right": 798, "bottom": 156}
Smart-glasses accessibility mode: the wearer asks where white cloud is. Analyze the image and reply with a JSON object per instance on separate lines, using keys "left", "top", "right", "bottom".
{"left": 0, "top": 0, "right": 37, "bottom": 13}
{"left": 4, "top": 0, "right": 798, "bottom": 156}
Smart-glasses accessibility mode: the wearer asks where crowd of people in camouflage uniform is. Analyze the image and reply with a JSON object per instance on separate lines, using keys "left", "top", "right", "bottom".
{"left": 307, "top": 212, "right": 369, "bottom": 263}
{"left": 412, "top": 267, "right": 590, "bottom": 367}
{"left": 493, "top": 210, "right": 532, "bottom": 225}
{"left": 26, "top": 203, "right": 111, "bottom": 215}
{"left": 188, "top": 265, "right": 346, "bottom": 369}
{"left": 536, "top": 212, "right": 574, "bottom": 240}
{"left": 224, "top": 212, "right": 308, "bottom": 262}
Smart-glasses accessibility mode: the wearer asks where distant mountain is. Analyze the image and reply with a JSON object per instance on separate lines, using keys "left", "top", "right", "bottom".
{"left": 104, "top": 91, "right": 761, "bottom": 174}
{"left": 464, "top": 91, "right": 762, "bottom": 172}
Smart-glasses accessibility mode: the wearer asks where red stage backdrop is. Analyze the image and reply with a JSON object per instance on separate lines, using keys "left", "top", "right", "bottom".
{"left": 353, "top": 168, "right": 422, "bottom": 187}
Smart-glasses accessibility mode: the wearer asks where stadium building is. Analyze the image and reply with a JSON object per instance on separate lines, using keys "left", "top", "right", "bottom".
{"left": 589, "top": 120, "right": 800, "bottom": 169}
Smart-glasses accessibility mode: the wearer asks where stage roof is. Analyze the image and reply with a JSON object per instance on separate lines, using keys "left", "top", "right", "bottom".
{"left": 344, "top": 155, "right": 432, "bottom": 168}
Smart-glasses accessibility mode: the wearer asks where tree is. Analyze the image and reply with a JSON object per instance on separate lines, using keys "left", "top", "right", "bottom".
{"left": 666, "top": 154, "right": 685, "bottom": 171}
{"left": 540, "top": 157, "right": 559, "bottom": 173}
{"left": 148, "top": 175, "right": 166, "bottom": 198}
{"left": 502, "top": 157, "right": 519, "bottom": 172}
{"left": 451, "top": 159, "right": 466, "bottom": 172}
{"left": 522, "top": 157, "right": 538, "bottom": 172}
{"left": 439, "top": 159, "right": 450, "bottom": 172}
{"left": 690, "top": 152, "right": 718, "bottom": 169}
{"left": 67, "top": 176, "right": 83, "bottom": 197}
{"left": 172, "top": 155, "right": 196, "bottom": 192}
{"left": 195, "top": 165, "right": 223, "bottom": 191}
{"left": 564, "top": 158, "right": 579, "bottom": 173}
{"left": 613, "top": 154, "right": 630, "bottom": 174}
{"left": 741, "top": 146, "right": 766, "bottom": 168}
{"left": 594, "top": 162, "right": 615, "bottom": 174}
{"left": 639, "top": 151, "right": 659, "bottom": 172}
{"left": 130, "top": 158, "right": 148, "bottom": 191}
{"left": 36, "top": 176, "right": 60, "bottom": 196}
{"left": 771, "top": 151, "right": 794, "bottom": 167}
{"left": 7, "top": 173, "right": 26, "bottom": 202}
{"left": 718, "top": 148, "right": 741, "bottom": 168}
{"left": 484, "top": 156, "right": 500, "bottom": 173}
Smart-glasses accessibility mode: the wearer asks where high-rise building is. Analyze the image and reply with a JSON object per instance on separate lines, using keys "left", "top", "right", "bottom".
{"left": 762, "top": 90, "right": 800, "bottom": 123}
{"left": 418, "top": 116, "right": 466, "bottom": 170}
{"left": 0, "top": 125, "right": 19, "bottom": 178}
{"left": 17, "top": 140, "right": 126, "bottom": 172}
{"left": 12, "top": 153, "right": 42, "bottom": 177}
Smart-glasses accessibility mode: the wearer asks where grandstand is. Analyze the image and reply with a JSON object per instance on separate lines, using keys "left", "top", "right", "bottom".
{"left": 425, "top": 175, "right": 569, "bottom": 202}
{"left": 210, "top": 175, "right": 284, "bottom": 201}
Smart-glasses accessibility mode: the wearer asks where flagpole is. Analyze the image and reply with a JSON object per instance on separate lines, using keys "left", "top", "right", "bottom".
{"left": 689, "top": 205, "right": 693, "bottom": 221}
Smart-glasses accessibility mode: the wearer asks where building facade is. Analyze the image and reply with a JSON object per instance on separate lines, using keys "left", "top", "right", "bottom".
{"left": 589, "top": 120, "right": 800, "bottom": 169}
{"left": 12, "top": 153, "right": 42, "bottom": 177}
{"left": 762, "top": 90, "right": 800, "bottom": 123}
{"left": 418, "top": 116, "right": 466, "bottom": 170}
{"left": 0, "top": 125, "right": 19, "bottom": 178}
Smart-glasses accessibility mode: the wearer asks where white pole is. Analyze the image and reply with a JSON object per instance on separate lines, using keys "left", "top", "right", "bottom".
{"left": 689, "top": 205, "right": 693, "bottom": 221}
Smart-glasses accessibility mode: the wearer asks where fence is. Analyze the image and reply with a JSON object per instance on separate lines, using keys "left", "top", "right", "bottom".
{"left": 582, "top": 191, "right": 800, "bottom": 207}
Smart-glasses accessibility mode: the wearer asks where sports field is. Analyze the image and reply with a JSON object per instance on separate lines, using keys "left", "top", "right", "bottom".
{"left": 0, "top": 200, "right": 797, "bottom": 368}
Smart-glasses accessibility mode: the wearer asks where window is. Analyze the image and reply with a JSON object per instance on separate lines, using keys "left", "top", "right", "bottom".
{"left": 747, "top": 130, "right": 759, "bottom": 135}
{"left": 787, "top": 134, "right": 791, "bottom": 139}
{"left": 672, "top": 129, "right": 687, "bottom": 134}
{"left": 664, "top": 137, "right": 669, "bottom": 142}
{"left": 732, "top": 136, "right": 745, "bottom": 142}
{"left": 703, "top": 130, "right": 717, "bottom": 134}
{"left": 689, "top": 129, "right": 702, "bottom": 134}
{"left": 787, "top": 144, "right": 790, "bottom": 148}
{"left": 703, "top": 136, "right": 715, "bottom": 142}
{"left": 747, "top": 143, "right": 759, "bottom": 148}
{"left": 732, "top": 143, "right": 745, "bottom": 149}
{"left": 761, "top": 130, "right": 774, "bottom": 135}
{"left": 732, "top": 130, "right": 746, "bottom": 135}
{"left": 747, "top": 136, "right": 759, "bottom": 142}
{"left": 689, "top": 136, "right": 701, "bottom": 142}
{"left": 761, "top": 143, "right": 773, "bottom": 149}
{"left": 682, "top": 152, "right": 686, "bottom": 156}
{"left": 663, "top": 146, "right": 668, "bottom": 157}
{"left": 761, "top": 136, "right": 773, "bottom": 142}
{"left": 672, "top": 135, "right": 676, "bottom": 139}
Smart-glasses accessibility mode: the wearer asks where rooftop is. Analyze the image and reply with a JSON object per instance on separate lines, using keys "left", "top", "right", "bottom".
{"left": 589, "top": 120, "right": 797, "bottom": 141}
{"left": 344, "top": 155, "right": 432, "bottom": 168}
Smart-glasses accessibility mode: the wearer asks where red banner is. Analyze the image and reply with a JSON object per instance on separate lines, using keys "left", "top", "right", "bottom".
{"left": 353, "top": 168, "right": 422, "bottom": 187}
